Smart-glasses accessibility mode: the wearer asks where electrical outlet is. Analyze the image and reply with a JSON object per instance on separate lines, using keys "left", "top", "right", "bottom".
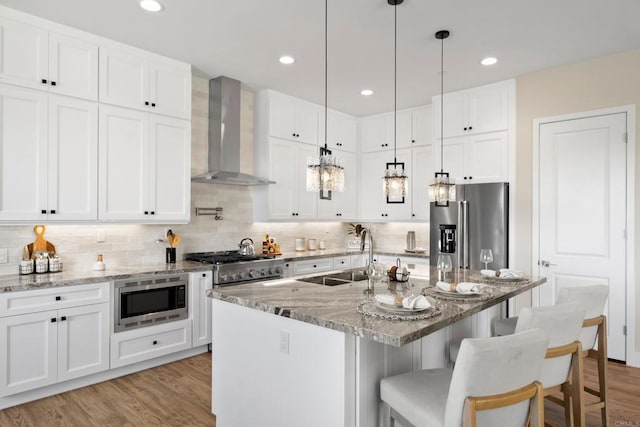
{"left": 279, "top": 331, "right": 290, "bottom": 355}
{"left": 0, "top": 248, "right": 7, "bottom": 264}
{"left": 96, "top": 229, "right": 106, "bottom": 243}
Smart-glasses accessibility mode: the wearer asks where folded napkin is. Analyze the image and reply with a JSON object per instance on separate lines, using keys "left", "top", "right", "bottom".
{"left": 374, "top": 294, "right": 431, "bottom": 309}
{"left": 435, "top": 281, "right": 482, "bottom": 295}
{"left": 480, "top": 269, "right": 523, "bottom": 279}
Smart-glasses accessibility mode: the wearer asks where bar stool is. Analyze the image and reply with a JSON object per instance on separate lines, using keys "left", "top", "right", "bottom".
{"left": 380, "top": 328, "right": 549, "bottom": 427}
{"left": 494, "top": 285, "right": 609, "bottom": 426}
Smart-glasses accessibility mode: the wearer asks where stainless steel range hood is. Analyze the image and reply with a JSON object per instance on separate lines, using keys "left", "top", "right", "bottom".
{"left": 191, "top": 76, "right": 274, "bottom": 185}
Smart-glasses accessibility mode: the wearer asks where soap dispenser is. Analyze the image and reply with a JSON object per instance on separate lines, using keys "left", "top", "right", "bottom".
{"left": 93, "top": 254, "right": 105, "bottom": 271}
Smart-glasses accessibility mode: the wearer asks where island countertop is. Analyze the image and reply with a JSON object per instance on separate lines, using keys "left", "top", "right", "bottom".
{"left": 208, "top": 268, "right": 545, "bottom": 347}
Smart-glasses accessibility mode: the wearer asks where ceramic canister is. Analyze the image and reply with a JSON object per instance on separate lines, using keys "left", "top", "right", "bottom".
{"left": 295, "top": 238, "right": 305, "bottom": 252}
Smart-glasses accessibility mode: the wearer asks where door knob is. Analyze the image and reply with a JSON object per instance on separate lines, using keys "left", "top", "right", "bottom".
{"left": 539, "top": 260, "right": 557, "bottom": 268}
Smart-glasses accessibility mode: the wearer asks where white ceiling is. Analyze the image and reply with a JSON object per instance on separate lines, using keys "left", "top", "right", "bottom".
{"left": 2, "top": 0, "right": 640, "bottom": 117}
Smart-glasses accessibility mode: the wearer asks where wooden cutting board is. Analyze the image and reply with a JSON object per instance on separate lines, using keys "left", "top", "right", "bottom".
{"left": 27, "top": 225, "right": 56, "bottom": 259}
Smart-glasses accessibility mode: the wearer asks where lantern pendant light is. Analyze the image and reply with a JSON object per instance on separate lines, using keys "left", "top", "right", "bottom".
{"left": 428, "top": 29, "right": 456, "bottom": 207}
{"left": 383, "top": 0, "right": 408, "bottom": 203}
{"left": 306, "top": 0, "right": 345, "bottom": 200}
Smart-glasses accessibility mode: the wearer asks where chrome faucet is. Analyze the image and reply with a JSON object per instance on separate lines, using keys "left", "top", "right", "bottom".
{"left": 360, "top": 228, "right": 374, "bottom": 267}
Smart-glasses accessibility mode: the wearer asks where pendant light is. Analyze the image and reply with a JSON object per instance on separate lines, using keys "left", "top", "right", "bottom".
{"left": 428, "top": 29, "right": 456, "bottom": 207}
{"left": 382, "top": 0, "right": 408, "bottom": 203}
{"left": 306, "top": 0, "right": 345, "bottom": 200}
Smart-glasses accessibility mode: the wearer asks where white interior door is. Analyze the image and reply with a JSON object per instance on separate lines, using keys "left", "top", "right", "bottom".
{"left": 537, "top": 112, "right": 627, "bottom": 361}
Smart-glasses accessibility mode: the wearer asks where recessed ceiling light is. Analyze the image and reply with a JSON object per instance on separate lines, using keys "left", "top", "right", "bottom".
{"left": 361, "top": 89, "right": 374, "bottom": 96}
{"left": 139, "top": 0, "right": 163, "bottom": 12}
{"left": 279, "top": 56, "right": 295, "bottom": 65}
{"left": 481, "top": 57, "right": 498, "bottom": 66}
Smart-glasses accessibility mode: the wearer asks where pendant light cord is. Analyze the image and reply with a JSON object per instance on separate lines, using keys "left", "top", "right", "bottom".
{"left": 324, "top": 0, "right": 328, "bottom": 151}
{"left": 439, "top": 34, "right": 444, "bottom": 174}
{"left": 393, "top": 1, "right": 397, "bottom": 164}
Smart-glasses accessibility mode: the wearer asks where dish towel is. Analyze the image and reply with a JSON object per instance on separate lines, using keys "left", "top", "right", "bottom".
{"left": 435, "top": 281, "right": 482, "bottom": 295}
{"left": 375, "top": 294, "right": 431, "bottom": 309}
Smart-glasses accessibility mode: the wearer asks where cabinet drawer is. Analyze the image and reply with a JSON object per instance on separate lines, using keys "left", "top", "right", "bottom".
{"left": 0, "top": 282, "right": 110, "bottom": 317}
{"left": 292, "top": 258, "right": 334, "bottom": 275}
{"left": 110, "top": 319, "right": 192, "bottom": 369}
{"left": 332, "top": 256, "right": 350, "bottom": 269}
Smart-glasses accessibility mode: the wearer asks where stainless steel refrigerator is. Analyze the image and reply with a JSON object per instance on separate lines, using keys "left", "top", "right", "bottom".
{"left": 429, "top": 182, "right": 509, "bottom": 270}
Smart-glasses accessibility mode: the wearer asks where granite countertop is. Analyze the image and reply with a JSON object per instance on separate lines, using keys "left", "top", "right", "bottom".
{"left": 279, "top": 248, "right": 429, "bottom": 261}
{"left": 0, "top": 261, "right": 212, "bottom": 293}
{"left": 208, "top": 268, "right": 545, "bottom": 347}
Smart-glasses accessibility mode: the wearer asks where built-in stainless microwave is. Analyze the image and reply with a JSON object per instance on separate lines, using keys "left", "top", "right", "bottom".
{"left": 114, "top": 274, "right": 188, "bottom": 332}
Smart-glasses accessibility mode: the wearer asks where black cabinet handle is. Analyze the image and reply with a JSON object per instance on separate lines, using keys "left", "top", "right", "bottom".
{"left": 313, "top": 265, "right": 317, "bottom": 268}
{"left": 41, "top": 79, "right": 47, "bottom": 84}
{"left": 463, "top": 127, "right": 468, "bottom": 131}
{"left": 55, "top": 296, "right": 61, "bottom": 301}
{"left": 412, "top": 139, "right": 415, "bottom": 143}
{"left": 145, "top": 101, "right": 149, "bottom": 106}
{"left": 151, "top": 103, "right": 156, "bottom": 107}
{"left": 144, "top": 211, "right": 149, "bottom": 215}
{"left": 468, "top": 126, "right": 473, "bottom": 130}
{"left": 153, "top": 340, "right": 158, "bottom": 345}
{"left": 50, "top": 210, "right": 56, "bottom": 214}
{"left": 202, "top": 273, "right": 206, "bottom": 277}
{"left": 51, "top": 81, "right": 56, "bottom": 86}
{"left": 469, "top": 176, "right": 473, "bottom": 180}
{"left": 51, "top": 318, "right": 56, "bottom": 323}
{"left": 412, "top": 213, "right": 416, "bottom": 217}
{"left": 150, "top": 211, "right": 155, "bottom": 215}
{"left": 41, "top": 209, "right": 47, "bottom": 214}
{"left": 60, "top": 316, "right": 66, "bottom": 321}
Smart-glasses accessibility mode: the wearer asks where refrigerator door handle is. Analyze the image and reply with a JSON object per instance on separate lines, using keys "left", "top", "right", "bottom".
{"left": 457, "top": 201, "right": 464, "bottom": 269}
{"left": 462, "top": 200, "right": 470, "bottom": 269}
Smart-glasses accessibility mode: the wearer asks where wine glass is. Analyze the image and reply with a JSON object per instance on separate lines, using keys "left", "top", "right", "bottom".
{"left": 436, "top": 254, "right": 452, "bottom": 281}
{"left": 366, "top": 262, "right": 385, "bottom": 287}
{"left": 480, "top": 249, "right": 493, "bottom": 270}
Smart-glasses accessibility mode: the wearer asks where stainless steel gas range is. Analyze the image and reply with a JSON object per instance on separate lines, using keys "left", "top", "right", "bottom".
{"left": 185, "top": 251, "right": 284, "bottom": 287}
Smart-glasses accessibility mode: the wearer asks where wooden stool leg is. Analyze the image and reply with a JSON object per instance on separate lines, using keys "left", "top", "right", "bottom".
{"left": 597, "top": 317, "right": 609, "bottom": 427}
{"left": 571, "top": 345, "right": 585, "bottom": 427}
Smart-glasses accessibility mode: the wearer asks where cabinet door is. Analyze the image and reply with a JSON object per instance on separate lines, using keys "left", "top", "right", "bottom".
{"left": 412, "top": 145, "right": 433, "bottom": 221}
{"left": 0, "top": 85, "right": 48, "bottom": 221}
{"left": 48, "top": 95, "right": 98, "bottom": 221}
{"left": 332, "top": 150, "right": 357, "bottom": 220}
{"left": 411, "top": 107, "right": 432, "bottom": 147}
{"left": 385, "top": 148, "right": 412, "bottom": 221}
{"left": 360, "top": 114, "right": 393, "bottom": 152}
{"left": 395, "top": 110, "right": 413, "bottom": 149}
{"left": 0, "top": 310, "right": 58, "bottom": 396}
{"left": 0, "top": 18, "right": 48, "bottom": 90}
{"left": 148, "top": 115, "right": 190, "bottom": 221}
{"left": 48, "top": 33, "right": 98, "bottom": 100}
{"left": 467, "top": 83, "right": 508, "bottom": 134}
{"left": 433, "top": 92, "right": 468, "bottom": 138}
{"left": 294, "top": 100, "right": 319, "bottom": 145}
{"left": 98, "top": 105, "right": 149, "bottom": 220}
{"left": 149, "top": 60, "right": 191, "bottom": 119}
{"left": 269, "top": 93, "right": 297, "bottom": 141}
{"left": 190, "top": 271, "right": 213, "bottom": 347}
{"left": 293, "top": 143, "right": 318, "bottom": 219}
{"left": 465, "top": 131, "right": 508, "bottom": 183}
{"left": 358, "top": 151, "right": 385, "bottom": 220}
{"left": 435, "top": 137, "right": 466, "bottom": 184}
{"left": 326, "top": 110, "right": 357, "bottom": 152}
{"left": 57, "top": 303, "right": 109, "bottom": 382}
{"left": 99, "top": 47, "right": 149, "bottom": 111}
{"left": 268, "top": 138, "right": 295, "bottom": 219}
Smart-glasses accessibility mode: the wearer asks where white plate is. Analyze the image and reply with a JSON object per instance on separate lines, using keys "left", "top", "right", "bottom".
{"left": 375, "top": 301, "right": 431, "bottom": 313}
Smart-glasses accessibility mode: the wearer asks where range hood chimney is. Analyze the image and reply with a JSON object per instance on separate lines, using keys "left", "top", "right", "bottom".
{"left": 191, "top": 76, "right": 274, "bottom": 185}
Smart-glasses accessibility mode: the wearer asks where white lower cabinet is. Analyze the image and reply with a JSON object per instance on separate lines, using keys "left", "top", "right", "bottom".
{"left": 0, "top": 302, "right": 109, "bottom": 397}
{"left": 190, "top": 271, "right": 213, "bottom": 347}
{"left": 110, "top": 319, "right": 192, "bottom": 369}
{"left": 292, "top": 258, "right": 334, "bottom": 275}
{"left": 332, "top": 256, "right": 350, "bottom": 269}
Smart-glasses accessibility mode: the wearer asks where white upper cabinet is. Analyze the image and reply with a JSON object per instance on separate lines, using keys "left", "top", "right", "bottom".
{"left": 433, "top": 80, "right": 510, "bottom": 138}
{"left": 0, "top": 85, "right": 48, "bottom": 221}
{"left": 268, "top": 91, "right": 320, "bottom": 145}
{"left": 396, "top": 106, "right": 432, "bottom": 148}
{"left": 99, "top": 105, "right": 190, "bottom": 222}
{"left": 434, "top": 131, "right": 508, "bottom": 184}
{"left": 358, "top": 149, "right": 412, "bottom": 221}
{"left": 0, "top": 18, "right": 98, "bottom": 100}
{"left": 360, "top": 113, "right": 393, "bottom": 152}
{"left": 320, "top": 109, "right": 357, "bottom": 152}
{"left": 411, "top": 145, "right": 433, "bottom": 221}
{"left": 100, "top": 47, "right": 191, "bottom": 119}
{"left": 317, "top": 150, "right": 357, "bottom": 220}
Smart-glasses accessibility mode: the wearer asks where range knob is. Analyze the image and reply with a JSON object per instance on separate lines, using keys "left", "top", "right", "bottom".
{"left": 275, "top": 266, "right": 282, "bottom": 274}
{"left": 220, "top": 274, "right": 229, "bottom": 282}
{"left": 249, "top": 269, "right": 257, "bottom": 278}
{"left": 230, "top": 273, "right": 239, "bottom": 281}
{"left": 259, "top": 269, "right": 266, "bottom": 276}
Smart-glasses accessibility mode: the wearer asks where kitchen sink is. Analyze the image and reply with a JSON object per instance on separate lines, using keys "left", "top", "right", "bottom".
{"left": 296, "top": 269, "right": 369, "bottom": 286}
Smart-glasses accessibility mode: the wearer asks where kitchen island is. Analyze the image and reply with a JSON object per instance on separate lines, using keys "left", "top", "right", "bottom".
{"left": 208, "top": 269, "right": 545, "bottom": 427}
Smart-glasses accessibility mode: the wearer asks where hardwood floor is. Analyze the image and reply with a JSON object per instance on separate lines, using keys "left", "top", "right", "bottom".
{"left": 0, "top": 353, "right": 639, "bottom": 426}
{"left": 0, "top": 353, "right": 216, "bottom": 427}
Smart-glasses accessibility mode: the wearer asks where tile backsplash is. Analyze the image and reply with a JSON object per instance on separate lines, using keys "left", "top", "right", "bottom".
{"left": 0, "top": 76, "right": 428, "bottom": 276}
